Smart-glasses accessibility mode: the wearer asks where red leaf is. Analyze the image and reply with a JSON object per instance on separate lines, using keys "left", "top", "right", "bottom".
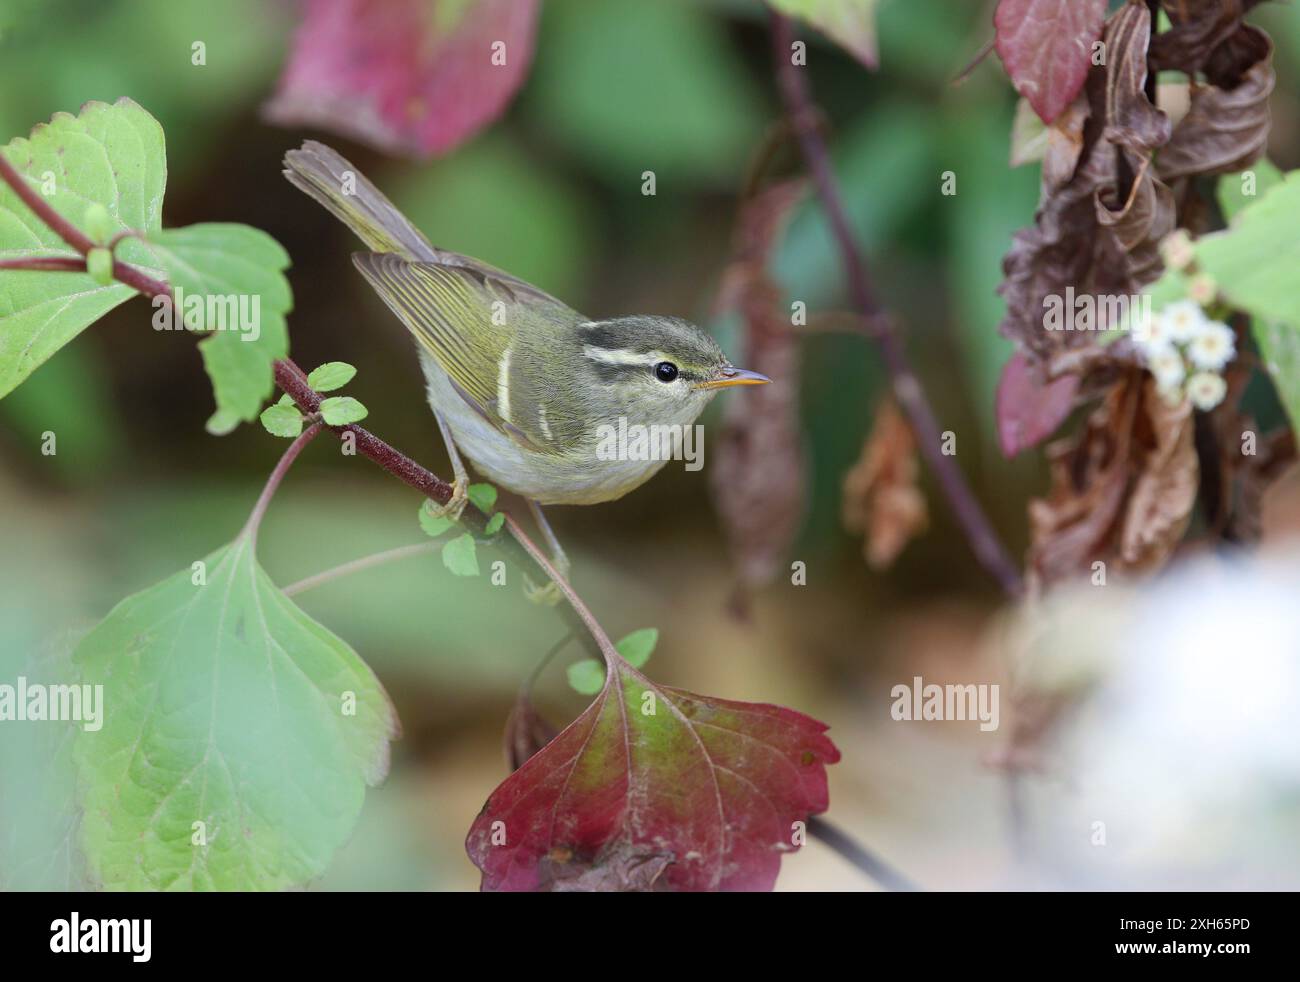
{"left": 264, "top": 0, "right": 540, "bottom": 159}
{"left": 996, "top": 351, "right": 1080, "bottom": 458}
{"left": 994, "top": 0, "right": 1106, "bottom": 123}
{"left": 466, "top": 659, "right": 839, "bottom": 892}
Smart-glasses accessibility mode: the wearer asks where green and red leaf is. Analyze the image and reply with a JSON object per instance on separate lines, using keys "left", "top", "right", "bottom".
{"left": 467, "top": 657, "right": 839, "bottom": 892}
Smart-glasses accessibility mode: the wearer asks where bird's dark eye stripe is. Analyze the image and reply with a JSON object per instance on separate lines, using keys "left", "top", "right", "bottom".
{"left": 579, "top": 324, "right": 623, "bottom": 349}
{"left": 591, "top": 363, "right": 641, "bottom": 384}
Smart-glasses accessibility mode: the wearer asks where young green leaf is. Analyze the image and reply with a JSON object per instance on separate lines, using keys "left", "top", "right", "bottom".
{"left": 73, "top": 538, "right": 396, "bottom": 890}
{"left": 484, "top": 512, "right": 505, "bottom": 535}
{"left": 614, "top": 627, "right": 658, "bottom": 668}
{"left": 418, "top": 500, "right": 453, "bottom": 538}
{"left": 0, "top": 99, "right": 166, "bottom": 399}
{"left": 85, "top": 247, "right": 114, "bottom": 286}
{"left": 83, "top": 203, "right": 112, "bottom": 244}
{"left": 566, "top": 659, "right": 605, "bottom": 695}
{"left": 146, "top": 223, "right": 293, "bottom": 429}
{"left": 306, "top": 361, "right": 357, "bottom": 392}
{"left": 467, "top": 483, "right": 498, "bottom": 513}
{"left": 442, "top": 532, "right": 479, "bottom": 576}
{"left": 319, "top": 396, "right": 368, "bottom": 425}
{"left": 259, "top": 402, "right": 304, "bottom": 438}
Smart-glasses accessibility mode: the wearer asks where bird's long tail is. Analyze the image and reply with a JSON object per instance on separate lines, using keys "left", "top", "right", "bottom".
{"left": 282, "top": 141, "right": 434, "bottom": 260}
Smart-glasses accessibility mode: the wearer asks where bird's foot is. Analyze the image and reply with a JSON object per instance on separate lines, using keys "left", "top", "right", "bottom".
{"left": 427, "top": 477, "right": 469, "bottom": 522}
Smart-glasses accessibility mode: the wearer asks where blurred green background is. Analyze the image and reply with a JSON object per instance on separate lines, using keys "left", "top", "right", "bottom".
{"left": 3, "top": 0, "right": 1300, "bottom": 890}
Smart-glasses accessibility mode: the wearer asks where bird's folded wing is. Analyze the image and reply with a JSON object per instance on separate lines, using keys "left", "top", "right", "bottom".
{"left": 352, "top": 251, "right": 570, "bottom": 453}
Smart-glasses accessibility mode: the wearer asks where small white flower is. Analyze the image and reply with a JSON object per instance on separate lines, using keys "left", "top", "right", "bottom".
{"left": 1162, "top": 299, "right": 1207, "bottom": 343}
{"left": 1186, "top": 371, "right": 1228, "bottom": 411}
{"left": 1132, "top": 310, "right": 1172, "bottom": 349}
{"left": 1159, "top": 229, "right": 1196, "bottom": 271}
{"left": 1147, "top": 345, "right": 1186, "bottom": 392}
{"left": 1187, "top": 320, "right": 1236, "bottom": 371}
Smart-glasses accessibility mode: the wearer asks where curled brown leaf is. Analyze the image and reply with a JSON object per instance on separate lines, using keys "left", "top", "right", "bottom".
{"left": 842, "top": 399, "right": 928, "bottom": 569}
{"left": 1028, "top": 374, "right": 1198, "bottom": 588}
{"left": 1158, "top": 26, "right": 1274, "bottom": 181}
{"left": 998, "top": 1, "right": 1175, "bottom": 363}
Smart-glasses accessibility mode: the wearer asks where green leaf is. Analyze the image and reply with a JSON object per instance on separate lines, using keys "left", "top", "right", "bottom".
{"left": 1252, "top": 320, "right": 1300, "bottom": 434}
{"left": 614, "top": 627, "right": 658, "bottom": 668}
{"left": 566, "top": 659, "right": 605, "bottom": 696}
{"left": 417, "top": 500, "right": 452, "bottom": 538}
{"left": 466, "top": 483, "right": 497, "bottom": 513}
{"left": 72, "top": 537, "right": 396, "bottom": 890}
{"left": 1218, "top": 160, "right": 1284, "bottom": 223}
{"left": 1008, "top": 97, "right": 1049, "bottom": 167}
{"left": 146, "top": 222, "right": 292, "bottom": 429}
{"left": 1195, "top": 170, "right": 1300, "bottom": 436}
{"left": 441, "top": 532, "right": 479, "bottom": 577}
{"left": 768, "top": 0, "right": 881, "bottom": 68}
{"left": 0, "top": 634, "right": 92, "bottom": 889}
{"left": 319, "top": 395, "right": 368, "bottom": 425}
{"left": 484, "top": 512, "right": 505, "bottom": 535}
{"left": 306, "top": 361, "right": 357, "bottom": 392}
{"left": 259, "top": 402, "right": 303, "bottom": 438}
{"left": 1196, "top": 171, "right": 1300, "bottom": 327}
{"left": 0, "top": 98, "right": 166, "bottom": 399}
{"left": 204, "top": 407, "right": 242, "bottom": 437}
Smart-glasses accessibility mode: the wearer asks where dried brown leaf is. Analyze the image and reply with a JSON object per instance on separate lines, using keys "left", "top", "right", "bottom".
{"left": 998, "top": 1, "right": 1175, "bottom": 363}
{"left": 1028, "top": 374, "right": 1198, "bottom": 588}
{"left": 1158, "top": 26, "right": 1274, "bottom": 180}
{"left": 711, "top": 180, "right": 807, "bottom": 588}
{"left": 842, "top": 399, "right": 928, "bottom": 569}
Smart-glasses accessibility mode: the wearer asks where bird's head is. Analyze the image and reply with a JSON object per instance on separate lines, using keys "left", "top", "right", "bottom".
{"left": 576, "top": 315, "right": 769, "bottom": 427}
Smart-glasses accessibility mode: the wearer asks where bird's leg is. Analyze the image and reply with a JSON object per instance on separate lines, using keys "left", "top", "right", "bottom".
{"left": 426, "top": 410, "right": 469, "bottom": 520}
{"left": 524, "top": 499, "right": 569, "bottom": 606}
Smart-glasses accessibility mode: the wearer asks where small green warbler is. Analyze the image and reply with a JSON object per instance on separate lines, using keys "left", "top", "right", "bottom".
{"left": 283, "top": 141, "right": 767, "bottom": 574}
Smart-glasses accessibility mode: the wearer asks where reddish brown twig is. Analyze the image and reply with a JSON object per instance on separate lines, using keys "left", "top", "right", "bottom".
{"left": 771, "top": 13, "right": 1024, "bottom": 598}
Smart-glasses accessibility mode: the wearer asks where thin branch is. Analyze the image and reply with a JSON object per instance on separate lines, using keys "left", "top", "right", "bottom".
{"left": 771, "top": 13, "right": 1024, "bottom": 598}
{"left": 0, "top": 256, "right": 88, "bottom": 272}
{"left": 282, "top": 541, "right": 441, "bottom": 597}
{"left": 806, "top": 816, "right": 919, "bottom": 891}
{"left": 240, "top": 423, "right": 322, "bottom": 545}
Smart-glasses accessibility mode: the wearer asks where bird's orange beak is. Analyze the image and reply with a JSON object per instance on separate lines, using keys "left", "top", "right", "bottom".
{"left": 693, "top": 366, "right": 772, "bottom": 390}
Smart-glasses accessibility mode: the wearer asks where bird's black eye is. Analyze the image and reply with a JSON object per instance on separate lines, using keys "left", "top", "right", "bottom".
{"left": 654, "top": 361, "right": 679, "bottom": 383}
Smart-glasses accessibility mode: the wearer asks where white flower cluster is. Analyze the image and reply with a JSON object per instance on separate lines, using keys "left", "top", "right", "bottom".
{"left": 1132, "top": 299, "right": 1235, "bottom": 410}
